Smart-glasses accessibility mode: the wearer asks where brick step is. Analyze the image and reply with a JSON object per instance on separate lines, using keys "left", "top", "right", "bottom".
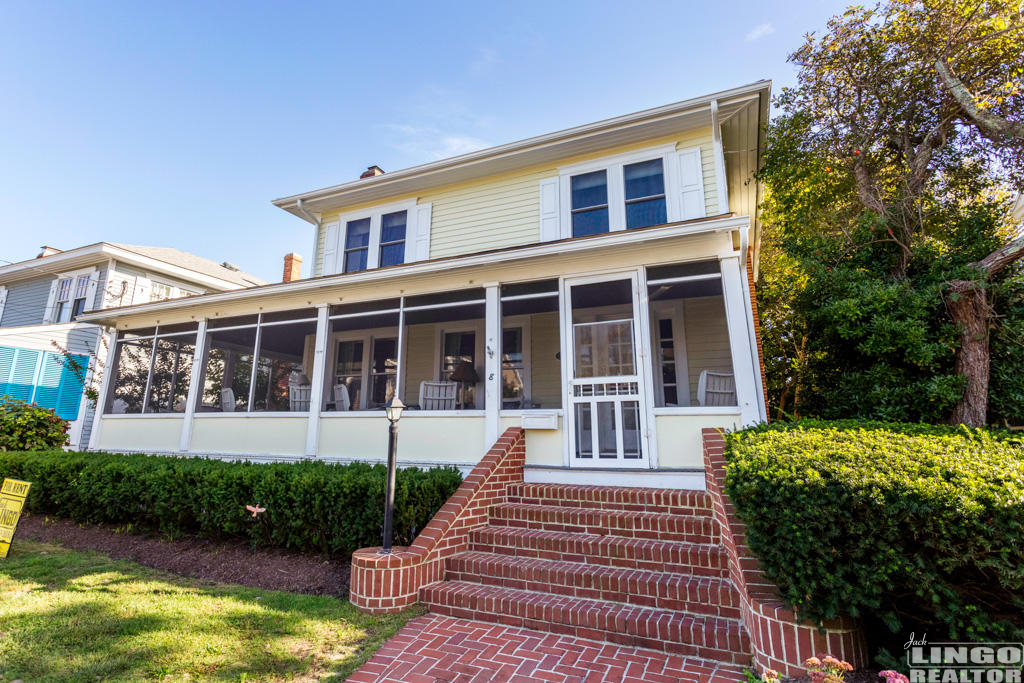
{"left": 489, "top": 502, "right": 718, "bottom": 544}
{"left": 446, "top": 551, "right": 741, "bottom": 618}
{"left": 469, "top": 526, "right": 729, "bottom": 577}
{"left": 506, "top": 483, "right": 713, "bottom": 515}
{"left": 421, "top": 581, "right": 750, "bottom": 663}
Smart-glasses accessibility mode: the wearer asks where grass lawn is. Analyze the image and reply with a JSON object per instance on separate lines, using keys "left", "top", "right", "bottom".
{"left": 0, "top": 540, "right": 422, "bottom": 682}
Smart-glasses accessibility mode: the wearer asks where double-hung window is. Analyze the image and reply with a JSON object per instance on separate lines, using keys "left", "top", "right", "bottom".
{"left": 343, "top": 218, "right": 371, "bottom": 273}
{"left": 549, "top": 144, "right": 705, "bottom": 240}
{"left": 570, "top": 171, "right": 610, "bottom": 237}
{"left": 624, "top": 159, "right": 667, "bottom": 229}
{"left": 323, "top": 200, "right": 429, "bottom": 276}
{"left": 50, "top": 269, "right": 94, "bottom": 322}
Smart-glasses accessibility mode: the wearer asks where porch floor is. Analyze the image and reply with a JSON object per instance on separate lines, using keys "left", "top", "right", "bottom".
{"left": 346, "top": 614, "right": 748, "bottom": 683}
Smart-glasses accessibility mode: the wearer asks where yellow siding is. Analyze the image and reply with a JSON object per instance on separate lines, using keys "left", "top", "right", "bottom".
{"left": 312, "top": 128, "right": 720, "bottom": 275}
{"left": 683, "top": 296, "right": 733, "bottom": 400}
{"left": 98, "top": 416, "right": 183, "bottom": 452}
{"left": 654, "top": 413, "right": 740, "bottom": 468}
{"left": 402, "top": 323, "right": 436, "bottom": 402}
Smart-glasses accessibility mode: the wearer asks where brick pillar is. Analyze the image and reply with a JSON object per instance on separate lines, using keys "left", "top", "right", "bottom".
{"left": 283, "top": 253, "right": 303, "bottom": 282}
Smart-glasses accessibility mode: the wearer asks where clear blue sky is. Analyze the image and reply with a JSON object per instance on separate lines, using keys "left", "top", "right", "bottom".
{"left": 0, "top": 1, "right": 847, "bottom": 282}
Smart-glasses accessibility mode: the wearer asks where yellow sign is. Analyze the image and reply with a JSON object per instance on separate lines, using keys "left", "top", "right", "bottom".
{"left": 0, "top": 478, "right": 31, "bottom": 559}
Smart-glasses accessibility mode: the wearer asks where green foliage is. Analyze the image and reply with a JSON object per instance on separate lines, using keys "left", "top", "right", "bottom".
{"left": 0, "top": 450, "right": 462, "bottom": 556}
{"left": 756, "top": 0, "right": 1024, "bottom": 424}
{"left": 0, "top": 396, "right": 69, "bottom": 451}
{"left": 724, "top": 421, "right": 1024, "bottom": 645}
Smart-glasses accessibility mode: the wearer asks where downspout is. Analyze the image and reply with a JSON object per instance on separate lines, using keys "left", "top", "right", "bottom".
{"left": 738, "top": 226, "right": 767, "bottom": 422}
{"left": 296, "top": 198, "right": 321, "bottom": 278}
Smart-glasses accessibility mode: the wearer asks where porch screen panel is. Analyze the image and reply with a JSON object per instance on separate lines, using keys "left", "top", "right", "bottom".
{"left": 253, "top": 320, "right": 317, "bottom": 412}
{"left": 106, "top": 335, "right": 154, "bottom": 414}
{"left": 500, "top": 279, "right": 561, "bottom": 409}
{"left": 200, "top": 326, "right": 257, "bottom": 412}
{"left": 146, "top": 335, "right": 196, "bottom": 413}
{"left": 646, "top": 262, "right": 736, "bottom": 407}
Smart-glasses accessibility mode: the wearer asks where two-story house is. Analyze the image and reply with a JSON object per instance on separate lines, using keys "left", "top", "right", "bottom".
{"left": 80, "top": 82, "right": 769, "bottom": 487}
{"left": 0, "top": 243, "right": 264, "bottom": 449}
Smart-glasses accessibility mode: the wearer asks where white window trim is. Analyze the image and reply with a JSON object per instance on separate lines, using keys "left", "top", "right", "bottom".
{"left": 434, "top": 320, "right": 486, "bottom": 409}
{"left": 499, "top": 314, "right": 533, "bottom": 410}
{"left": 0, "top": 285, "right": 7, "bottom": 323}
{"left": 649, "top": 299, "right": 691, "bottom": 407}
{"left": 554, "top": 142, "right": 706, "bottom": 240}
{"left": 46, "top": 266, "right": 98, "bottom": 323}
{"left": 330, "top": 198, "right": 418, "bottom": 275}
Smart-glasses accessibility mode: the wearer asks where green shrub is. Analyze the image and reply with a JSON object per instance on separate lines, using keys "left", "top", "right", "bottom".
{"left": 724, "top": 420, "right": 1024, "bottom": 645}
{"left": 0, "top": 450, "right": 462, "bottom": 556}
{"left": 0, "top": 396, "right": 69, "bottom": 451}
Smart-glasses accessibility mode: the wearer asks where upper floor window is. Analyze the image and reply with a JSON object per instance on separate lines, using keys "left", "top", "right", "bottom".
{"left": 150, "top": 283, "right": 173, "bottom": 302}
{"left": 321, "top": 200, "right": 430, "bottom": 277}
{"left": 49, "top": 269, "right": 95, "bottom": 322}
{"left": 571, "top": 171, "right": 609, "bottom": 237}
{"left": 379, "top": 211, "right": 407, "bottom": 267}
{"left": 624, "top": 159, "right": 666, "bottom": 229}
{"left": 343, "top": 218, "right": 371, "bottom": 273}
{"left": 545, "top": 143, "right": 706, "bottom": 242}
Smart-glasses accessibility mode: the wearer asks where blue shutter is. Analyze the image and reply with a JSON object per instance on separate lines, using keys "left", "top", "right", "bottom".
{"left": 55, "top": 353, "right": 87, "bottom": 420}
{"left": 7, "top": 349, "right": 41, "bottom": 402}
{"left": 0, "top": 346, "right": 14, "bottom": 397}
{"left": 33, "top": 352, "right": 64, "bottom": 411}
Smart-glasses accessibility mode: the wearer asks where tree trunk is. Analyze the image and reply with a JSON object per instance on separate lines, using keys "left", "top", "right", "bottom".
{"left": 947, "top": 281, "right": 991, "bottom": 427}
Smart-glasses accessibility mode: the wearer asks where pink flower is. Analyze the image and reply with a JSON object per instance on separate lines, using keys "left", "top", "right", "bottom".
{"left": 806, "top": 657, "right": 823, "bottom": 668}
{"left": 763, "top": 670, "right": 780, "bottom": 683}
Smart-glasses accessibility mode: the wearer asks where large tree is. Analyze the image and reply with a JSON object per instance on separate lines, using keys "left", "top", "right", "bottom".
{"left": 760, "top": 0, "right": 1024, "bottom": 426}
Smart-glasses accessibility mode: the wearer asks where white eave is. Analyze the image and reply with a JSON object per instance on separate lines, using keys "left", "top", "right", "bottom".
{"left": 0, "top": 243, "right": 254, "bottom": 291}
{"left": 76, "top": 214, "right": 750, "bottom": 327}
{"left": 272, "top": 81, "right": 771, "bottom": 219}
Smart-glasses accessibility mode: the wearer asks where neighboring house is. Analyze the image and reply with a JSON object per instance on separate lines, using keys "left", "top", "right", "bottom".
{"left": 0, "top": 243, "right": 265, "bottom": 449}
{"left": 81, "top": 81, "right": 770, "bottom": 488}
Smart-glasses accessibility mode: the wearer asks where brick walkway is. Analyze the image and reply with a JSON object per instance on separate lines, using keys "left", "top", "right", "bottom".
{"left": 347, "top": 615, "right": 750, "bottom": 683}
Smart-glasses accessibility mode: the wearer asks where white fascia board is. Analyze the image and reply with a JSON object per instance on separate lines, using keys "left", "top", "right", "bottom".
{"left": 76, "top": 214, "right": 750, "bottom": 325}
{"left": 103, "top": 245, "right": 252, "bottom": 291}
{"left": 272, "top": 82, "right": 770, "bottom": 214}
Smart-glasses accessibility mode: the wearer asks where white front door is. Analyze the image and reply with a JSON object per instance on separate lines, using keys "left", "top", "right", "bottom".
{"left": 562, "top": 272, "right": 651, "bottom": 468}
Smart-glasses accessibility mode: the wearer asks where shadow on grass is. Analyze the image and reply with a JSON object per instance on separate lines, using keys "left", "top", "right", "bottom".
{"left": 0, "top": 541, "right": 418, "bottom": 682}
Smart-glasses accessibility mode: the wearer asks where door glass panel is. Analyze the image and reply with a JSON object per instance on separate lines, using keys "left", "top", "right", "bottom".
{"left": 596, "top": 402, "right": 617, "bottom": 458}
{"left": 442, "top": 331, "right": 477, "bottom": 409}
{"left": 574, "top": 403, "right": 593, "bottom": 459}
{"left": 622, "top": 401, "right": 641, "bottom": 459}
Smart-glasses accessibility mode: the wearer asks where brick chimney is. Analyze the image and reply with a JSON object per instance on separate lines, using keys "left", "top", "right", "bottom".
{"left": 283, "top": 253, "right": 303, "bottom": 282}
{"left": 37, "top": 246, "right": 62, "bottom": 258}
{"left": 360, "top": 165, "right": 385, "bottom": 179}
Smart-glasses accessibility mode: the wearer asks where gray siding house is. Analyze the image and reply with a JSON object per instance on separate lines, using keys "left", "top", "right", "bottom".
{"left": 0, "top": 243, "right": 264, "bottom": 449}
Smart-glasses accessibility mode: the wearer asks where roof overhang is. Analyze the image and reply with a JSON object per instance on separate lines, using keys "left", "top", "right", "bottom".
{"left": 272, "top": 81, "right": 771, "bottom": 220}
{"left": 0, "top": 243, "right": 251, "bottom": 291}
{"left": 77, "top": 214, "right": 750, "bottom": 327}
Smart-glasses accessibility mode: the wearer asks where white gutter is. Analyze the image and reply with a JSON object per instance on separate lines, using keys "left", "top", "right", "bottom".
{"left": 77, "top": 214, "right": 749, "bottom": 324}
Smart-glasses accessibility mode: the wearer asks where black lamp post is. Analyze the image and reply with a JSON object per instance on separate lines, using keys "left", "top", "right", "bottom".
{"left": 381, "top": 396, "right": 405, "bottom": 554}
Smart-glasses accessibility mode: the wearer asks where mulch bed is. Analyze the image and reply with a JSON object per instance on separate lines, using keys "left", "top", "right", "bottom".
{"left": 14, "top": 512, "right": 350, "bottom": 597}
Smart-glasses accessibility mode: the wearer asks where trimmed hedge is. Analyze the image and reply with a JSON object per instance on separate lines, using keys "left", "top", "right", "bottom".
{"left": 724, "top": 420, "right": 1024, "bottom": 644}
{"left": 0, "top": 450, "right": 462, "bottom": 556}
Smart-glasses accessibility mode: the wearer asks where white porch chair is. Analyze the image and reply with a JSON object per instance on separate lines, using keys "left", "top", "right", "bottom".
{"left": 697, "top": 370, "right": 736, "bottom": 407}
{"left": 288, "top": 384, "right": 311, "bottom": 412}
{"left": 419, "top": 381, "right": 458, "bottom": 411}
{"left": 220, "top": 387, "right": 236, "bottom": 412}
{"left": 333, "top": 383, "right": 351, "bottom": 411}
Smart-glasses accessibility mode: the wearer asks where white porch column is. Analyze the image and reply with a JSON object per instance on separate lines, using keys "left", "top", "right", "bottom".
{"left": 87, "top": 327, "right": 116, "bottom": 451}
{"left": 484, "top": 283, "right": 500, "bottom": 447}
{"left": 720, "top": 255, "right": 763, "bottom": 426}
{"left": 179, "top": 319, "right": 207, "bottom": 452}
{"left": 305, "top": 304, "right": 330, "bottom": 457}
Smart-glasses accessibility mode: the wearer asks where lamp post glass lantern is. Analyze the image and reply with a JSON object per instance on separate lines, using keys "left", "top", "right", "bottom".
{"left": 381, "top": 397, "right": 404, "bottom": 553}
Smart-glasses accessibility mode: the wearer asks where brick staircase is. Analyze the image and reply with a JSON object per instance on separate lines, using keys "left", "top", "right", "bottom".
{"left": 419, "top": 482, "right": 752, "bottom": 665}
